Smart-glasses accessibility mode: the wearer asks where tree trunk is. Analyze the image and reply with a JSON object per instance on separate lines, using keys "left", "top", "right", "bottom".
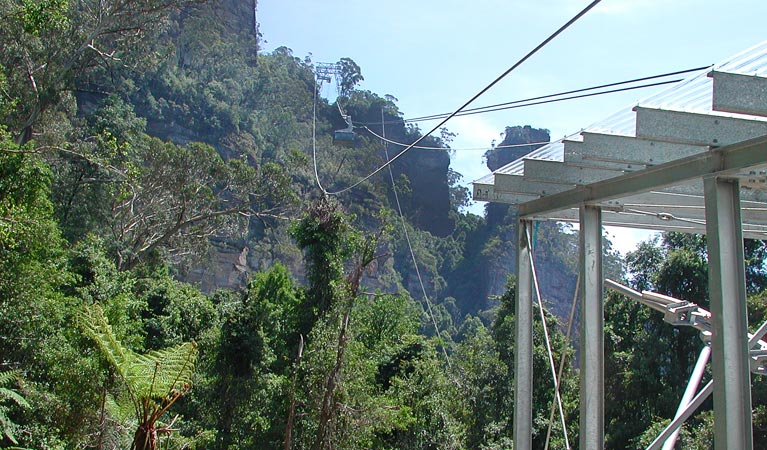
{"left": 284, "top": 335, "right": 304, "bottom": 450}
{"left": 133, "top": 423, "right": 157, "bottom": 450}
{"left": 312, "top": 308, "right": 351, "bottom": 450}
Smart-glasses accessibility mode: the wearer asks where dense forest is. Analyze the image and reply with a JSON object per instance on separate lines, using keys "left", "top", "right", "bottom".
{"left": 1, "top": 1, "right": 766, "bottom": 449}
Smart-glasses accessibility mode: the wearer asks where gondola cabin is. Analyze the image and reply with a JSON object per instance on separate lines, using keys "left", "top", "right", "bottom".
{"left": 334, "top": 114, "right": 355, "bottom": 147}
{"left": 333, "top": 129, "right": 355, "bottom": 146}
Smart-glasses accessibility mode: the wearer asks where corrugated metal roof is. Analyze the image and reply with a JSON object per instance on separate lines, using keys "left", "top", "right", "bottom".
{"left": 471, "top": 41, "right": 767, "bottom": 239}
{"left": 477, "top": 40, "right": 767, "bottom": 182}
{"left": 494, "top": 141, "right": 564, "bottom": 176}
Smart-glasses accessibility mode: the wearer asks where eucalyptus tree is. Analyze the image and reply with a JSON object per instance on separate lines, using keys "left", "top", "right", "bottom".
{"left": 0, "top": 0, "right": 203, "bottom": 144}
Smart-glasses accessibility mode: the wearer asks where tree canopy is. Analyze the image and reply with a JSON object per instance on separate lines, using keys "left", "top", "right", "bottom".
{"left": 0, "top": 1, "right": 764, "bottom": 448}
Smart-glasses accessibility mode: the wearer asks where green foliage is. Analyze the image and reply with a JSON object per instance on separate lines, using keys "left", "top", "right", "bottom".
{"left": 0, "top": 0, "right": 194, "bottom": 143}
{"left": 606, "top": 233, "right": 767, "bottom": 447}
{"left": 491, "top": 276, "right": 579, "bottom": 449}
{"left": 337, "top": 57, "right": 364, "bottom": 97}
{"left": 80, "top": 304, "right": 197, "bottom": 404}
{"left": 376, "top": 341, "right": 465, "bottom": 449}
{"left": 138, "top": 274, "right": 219, "bottom": 350}
{"left": 291, "top": 197, "right": 358, "bottom": 330}
{"left": 0, "top": 135, "right": 59, "bottom": 257}
{"left": 450, "top": 323, "right": 508, "bottom": 449}
{"left": 206, "top": 264, "right": 302, "bottom": 449}
{"left": 79, "top": 303, "right": 197, "bottom": 450}
{"left": 68, "top": 237, "right": 145, "bottom": 349}
{"left": 0, "top": 131, "right": 102, "bottom": 448}
{"left": 0, "top": 370, "right": 29, "bottom": 446}
{"left": 10, "top": 0, "right": 758, "bottom": 446}
{"left": 20, "top": 0, "right": 69, "bottom": 36}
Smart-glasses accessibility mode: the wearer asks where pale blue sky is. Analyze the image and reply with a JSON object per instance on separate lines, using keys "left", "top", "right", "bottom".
{"left": 258, "top": 0, "right": 767, "bottom": 251}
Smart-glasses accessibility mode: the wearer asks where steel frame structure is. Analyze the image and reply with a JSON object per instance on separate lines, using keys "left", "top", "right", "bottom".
{"left": 472, "top": 41, "right": 767, "bottom": 450}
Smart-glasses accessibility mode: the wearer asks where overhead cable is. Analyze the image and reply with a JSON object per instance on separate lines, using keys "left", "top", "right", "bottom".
{"left": 403, "top": 65, "right": 709, "bottom": 123}
{"left": 404, "top": 78, "right": 683, "bottom": 122}
{"left": 380, "top": 109, "right": 451, "bottom": 368}
{"left": 322, "top": 0, "right": 604, "bottom": 196}
{"left": 362, "top": 125, "right": 551, "bottom": 151}
{"left": 311, "top": 75, "right": 329, "bottom": 195}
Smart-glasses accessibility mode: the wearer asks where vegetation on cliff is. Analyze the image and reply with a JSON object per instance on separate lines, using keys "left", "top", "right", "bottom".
{"left": 1, "top": 1, "right": 765, "bottom": 448}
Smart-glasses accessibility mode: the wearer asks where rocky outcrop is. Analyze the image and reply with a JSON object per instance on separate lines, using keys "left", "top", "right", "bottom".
{"left": 485, "top": 125, "right": 550, "bottom": 172}
{"left": 182, "top": 241, "right": 251, "bottom": 292}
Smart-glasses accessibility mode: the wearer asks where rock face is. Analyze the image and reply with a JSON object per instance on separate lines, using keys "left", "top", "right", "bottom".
{"left": 485, "top": 125, "right": 550, "bottom": 171}
{"left": 393, "top": 148, "right": 454, "bottom": 237}
{"left": 80, "top": 0, "right": 582, "bottom": 326}
{"left": 183, "top": 241, "right": 251, "bottom": 292}
{"left": 219, "top": 0, "right": 259, "bottom": 64}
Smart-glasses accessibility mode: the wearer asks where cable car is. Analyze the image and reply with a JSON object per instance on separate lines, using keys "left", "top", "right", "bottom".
{"left": 334, "top": 115, "right": 355, "bottom": 147}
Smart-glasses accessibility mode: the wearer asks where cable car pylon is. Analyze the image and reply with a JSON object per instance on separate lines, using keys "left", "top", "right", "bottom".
{"left": 315, "top": 62, "right": 356, "bottom": 146}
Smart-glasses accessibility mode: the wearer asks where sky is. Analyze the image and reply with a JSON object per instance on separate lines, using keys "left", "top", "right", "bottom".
{"left": 257, "top": 0, "right": 767, "bottom": 253}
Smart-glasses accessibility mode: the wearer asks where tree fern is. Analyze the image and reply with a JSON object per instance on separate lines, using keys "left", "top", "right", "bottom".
{"left": 79, "top": 304, "right": 197, "bottom": 450}
{"left": 0, "top": 369, "right": 29, "bottom": 445}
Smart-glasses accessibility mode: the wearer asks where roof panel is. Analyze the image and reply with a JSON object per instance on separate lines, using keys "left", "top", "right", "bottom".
{"left": 472, "top": 41, "right": 767, "bottom": 234}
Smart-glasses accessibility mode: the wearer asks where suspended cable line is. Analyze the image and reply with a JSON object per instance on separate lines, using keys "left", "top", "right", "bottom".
{"left": 362, "top": 125, "right": 552, "bottom": 151}
{"left": 401, "top": 78, "right": 684, "bottom": 122}
{"left": 526, "top": 225, "right": 571, "bottom": 449}
{"left": 402, "top": 65, "right": 709, "bottom": 123}
{"left": 379, "top": 109, "right": 451, "bottom": 368}
{"left": 319, "top": 0, "right": 604, "bottom": 196}
{"left": 311, "top": 75, "right": 329, "bottom": 195}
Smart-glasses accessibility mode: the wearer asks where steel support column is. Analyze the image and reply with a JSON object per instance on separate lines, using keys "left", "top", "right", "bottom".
{"left": 704, "top": 176, "right": 753, "bottom": 450}
{"left": 579, "top": 205, "right": 604, "bottom": 450}
{"left": 514, "top": 220, "right": 534, "bottom": 450}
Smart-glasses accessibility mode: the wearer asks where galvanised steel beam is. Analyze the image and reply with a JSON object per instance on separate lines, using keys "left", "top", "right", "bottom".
{"left": 711, "top": 71, "right": 767, "bottom": 117}
{"left": 494, "top": 173, "right": 575, "bottom": 196}
{"left": 472, "top": 183, "right": 540, "bottom": 204}
{"left": 522, "top": 159, "right": 624, "bottom": 185}
{"left": 579, "top": 205, "right": 604, "bottom": 450}
{"left": 567, "top": 132, "right": 706, "bottom": 165}
{"left": 662, "top": 345, "right": 712, "bottom": 450}
{"left": 704, "top": 176, "right": 753, "bottom": 450}
{"left": 518, "top": 134, "right": 767, "bottom": 219}
{"left": 514, "top": 220, "right": 535, "bottom": 450}
{"left": 524, "top": 208, "right": 767, "bottom": 240}
{"left": 635, "top": 106, "right": 767, "bottom": 147}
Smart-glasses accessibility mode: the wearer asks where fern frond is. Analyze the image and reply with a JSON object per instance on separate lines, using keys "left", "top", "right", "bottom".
{"left": 0, "top": 369, "right": 29, "bottom": 411}
{"left": 0, "top": 370, "right": 21, "bottom": 387}
{"left": 78, "top": 304, "right": 132, "bottom": 380}
{"left": 0, "top": 387, "right": 29, "bottom": 409}
{"left": 79, "top": 302, "right": 198, "bottom": 444}
{"left": 0, "top": 369, "right": 29, "bottom": 446}
{"left": 127, "top": 342, "right": 197, "bottom": 400}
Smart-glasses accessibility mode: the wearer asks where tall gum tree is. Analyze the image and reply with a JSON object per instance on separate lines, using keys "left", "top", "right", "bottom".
{"left": 0, "top": 0, "right": 202, "bottom": 145}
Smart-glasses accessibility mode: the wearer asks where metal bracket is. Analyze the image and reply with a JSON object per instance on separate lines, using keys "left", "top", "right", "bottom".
{"left": 750, "top": 349, "right": 767, "bottom": 375}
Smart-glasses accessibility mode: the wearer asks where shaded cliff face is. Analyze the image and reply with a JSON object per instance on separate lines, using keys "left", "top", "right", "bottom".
{"left": 463, "top": 126, "right": 583, "bottom": 320}
{"left": 76, "top": 1, "right": 585, "bottom": 328}
{"left": 344, "top": 95, "right": 456, "bottom": 237}
{"left": 483, "top": 125, "right": 551, "bottom": 228}
{"left": 222, "top": 0, "right": 258, "bottom": 39}
{"left": 392, "top": 148, "right": 454, "bottom": 237}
